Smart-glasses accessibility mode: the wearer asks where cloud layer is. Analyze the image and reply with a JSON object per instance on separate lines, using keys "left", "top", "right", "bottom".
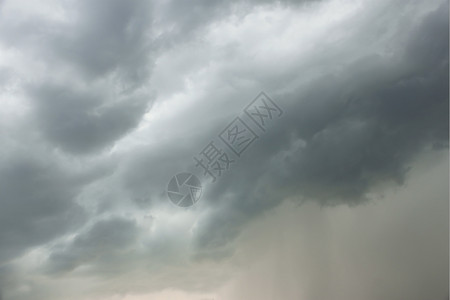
{"left": 0, "top": 0, "right": 447, "bottom": 299}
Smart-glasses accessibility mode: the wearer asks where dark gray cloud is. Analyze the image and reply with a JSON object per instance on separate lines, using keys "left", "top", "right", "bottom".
{"left": 0, "top": 0, "right": 447, "bottom": 299}
{"left": 0, "top": 0, "right": 154, "bottom": 155}
{"left": 52, "top": 0, "right": 153, "bottom": 83}
{"left": 28, "top": 83, "right": 151, "bottom": 154}
{"left": 45, "top": 217, "right": 139, "bottom": 274}
{"left": 189, "top": 0, "right": 449, "bottom": 254}
{"left": 0, "top": 155, "right": 87, "bottom": 264}
{"left": 0, "top": 0, "right": 153, "bottom": 82}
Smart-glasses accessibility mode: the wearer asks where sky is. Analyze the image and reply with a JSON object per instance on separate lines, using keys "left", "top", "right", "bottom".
{"left": 0, "top": 0, "right": 448, "bottom": 299}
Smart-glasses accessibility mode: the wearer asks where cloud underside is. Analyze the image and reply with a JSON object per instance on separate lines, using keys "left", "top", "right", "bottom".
{"left": 0, "top": 0, "right": 448, "bottom": 299}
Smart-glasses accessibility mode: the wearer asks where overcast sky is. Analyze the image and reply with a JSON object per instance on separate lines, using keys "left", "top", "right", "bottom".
{"left": 0, "top": 0, "right": 448, "bottom": 299}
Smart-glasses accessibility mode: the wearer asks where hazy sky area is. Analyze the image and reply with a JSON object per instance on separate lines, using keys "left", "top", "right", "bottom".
{"left": 0, "top": 0, "right": 448, "bottom": 299}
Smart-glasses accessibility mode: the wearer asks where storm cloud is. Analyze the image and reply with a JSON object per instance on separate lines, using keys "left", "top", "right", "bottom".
{"left": 0, "top": 0, "right": 448, "bottom": 299}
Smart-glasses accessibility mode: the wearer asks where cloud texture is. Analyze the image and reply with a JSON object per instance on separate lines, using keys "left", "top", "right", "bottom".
{"left": 0, "top": 0, "right": 447, "bottom": 299}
